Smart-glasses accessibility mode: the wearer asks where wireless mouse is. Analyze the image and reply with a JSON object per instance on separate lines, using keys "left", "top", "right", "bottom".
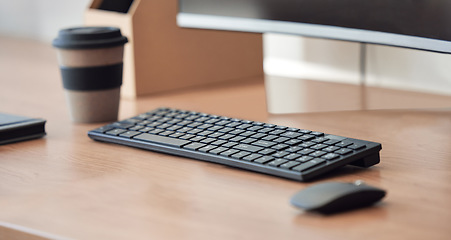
{"left": 290, "top": 180, "right": 386, "bottom": 214}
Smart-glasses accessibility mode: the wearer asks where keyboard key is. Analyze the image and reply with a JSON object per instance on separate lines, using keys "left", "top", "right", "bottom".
{"left": 197, "top": 124, "right": 213, "bottom": 129}
{"left": 286, "top": 146, "right": 304, "bottom": 153}
{"left": 175, "top": 127, "right": 191, "bottom": 133}
{"left": 168, "top": 132, "right": 186, "bottom": 138}
{"left": 240, "top": 138, "right": 257, "bottom": 144}
{"left": 242, "top": 153, "right": 262, "bottom": 161}
{"left": 323, "top": 146, "right": 340, "bottom": 152}
{"left": 254, "top": 156, "right": 275, "bottom": 164}
{"left": 322, "top": 153, "right": 340, "bottom": 160}
{"left": 207, "top": 125, "right": 223, "bottom": 131}
{"left": 236, "top": 123, "right": 253, "bottom": 129}
{"left": 268, "top": 159, "right": 288, "bottom": 167}
{"left": 200, "top": 138, "right": 216, "bottom": 144}
{"left": 324, "top": 139, "right": 340, "bottom": 145}
{"left": 296, "top": 156, "right": 314, "bottom": 162}
{"left": 280, "top": 132, "right": 303, "bottom": 138}
{"left": 258, "top": 148, "right": 277, "bottom": 155}
{"left": 194, "top": 117, "right": 211, "bottom": 122}
{"left": 211, "top": 140, "right": 227, "bottom": 146}
{"left": 310, "top": 151, "right": 327, "bottom": 158}
{"left": 222, "top": 142, "right": 239, "bottom": 148}
{"left": 272, "top": 144, "right": 289, "bottom": 151}
{"left": 179, "top": 134, "right": 196, "bottom": 140}
{"left": 218, "top": 134, "right": 235, "bottom": 140}
{"left": 257, "top": 128, "right": 273, "bottom": 133}
{"left": 209, "top": 147, "right": 229, "bottom": 155}
{"left": 310, "top": 131, "right": 324, "bottom": 137}
{"left": 336, "top": 140, "right": 353, "bottom": 147}
{"left": 208, "top": 132, "right": 224, "bottom": 138}
{"left": 249, "top": 133, "right": 267, "bottom": 139}
{"left": 231, "top": 151, "right": 251, "bottom": 159}
{"left": 156, "top": 123, "right": 172, "bottom": 129}
{"left": 284, "top": 139, "right": 303, "bottom": 146}
{"left": 186, "top": 128, "right": 202, "bottom": 135}
{"left": 198, "top": 145, "right": 217, "bottom": 153}
{"left": 280, "top": 161, "right": 301, "bottom": 170}
{"left": 284, "top": 153, "right": 301, "bottom": 160}
{"left": 220, "top": 149, "right": 240, "bottom": 157}
{"left": 312, "top": 137, "right": 329, "bottom": 143}
{"left": 128, "top": 125, "right": 144, "bottom": 131}
{"left": 112, "top": 122, "right": 135, "bottom": 129}
{"left": 189, "top": 136, "right": 206, "bottom": 142}
{"left": 248, "top": 126, "right": 263, "bottom": 132}
{"left": 298, "top": 149, "right": 314, "bottom": 155}
{"left": 106, "top": 128, "right": 127, "bottom": 136}
{"left": 298, "top": 135, "right": 315, "bottom": 141}
{"left": 134, "top": 133, "right": 190, "bottom": 147}
{"left": 299, "top": 141, "right": 315, "bottom": 148}
{"left": 204, "top": 119, "right": 221, "bottom": 124}
{"left": 240, "top": 131, "right": 256, "bottom": 137}
{"left": 261, "top": 135, "right": 278, "bottom": 141}
{"left": 292, "top": 159, "right": 326, "bottom": 172}
{"left": 229, "top": 136, "right": 246, "bottom": 142}
{"left": 273, "top": 137, "right": 290, "bottom": 143}
{"left": 253, "top": 140, "right": 277, "bottom": 148}
{"left": 216, "top": 120, "right": 231, "bottom": 126}
{"left": 159, "top": 131, "right": 175, "bottom": 136}
{"left": 167, "top": 125, "right": 182, "bottom": 131}
{"left": 91, "top": 125, "right": 116, "bottom": 133}
{"left": 225, "top": 122, "right": 241, "bottom": 128}
{"left": 119, "top": 131, "right": 141, "bottom": 138}
{"left": 183, "top": 143, "right": 207, "bottom": 150}
{"left": 335, "top": 148, "right": 353, "bottom": 155}
{"left": 348, "top": 143, "right": 366, "bottom": 150}
{"left": 311, "top": 144, "right": 328, "bottom": 150}
{"left": 148, "top": 128, "right": 164, "bottom": 134}
{"left": 218, "top": 127, "right": 235, "bottom": 133}
{"left": 197, "top": 130, "right": 214, "bottom": 136}
{"left": 268, "top": 129, "right": 285, "bottom": 135}
{"left": 233, "top": 144, "right": 263, "bottom": 153}
{"left": 273, "top": 151, "right": 289, "bottom": 158}
{"left": 228, "top": 129, "right": 245, "bottom": 135}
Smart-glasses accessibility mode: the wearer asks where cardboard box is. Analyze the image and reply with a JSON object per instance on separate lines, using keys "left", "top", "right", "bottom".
{"left": 85, "top": 0, "right": 263, "bottom": 98}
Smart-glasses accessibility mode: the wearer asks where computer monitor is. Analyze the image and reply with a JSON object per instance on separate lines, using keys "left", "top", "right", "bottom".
{"left": 177, "top": 0, "right": 451, "bottom": 54}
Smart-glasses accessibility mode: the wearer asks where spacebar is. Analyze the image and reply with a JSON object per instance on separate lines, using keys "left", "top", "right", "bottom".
{"left": 133, "top": 133, "right": 191, "bottom": 147}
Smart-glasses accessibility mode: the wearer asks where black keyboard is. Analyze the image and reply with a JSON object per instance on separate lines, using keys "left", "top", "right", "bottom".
{"left": 88, "top": 107, "right": 382, "bottom": 181}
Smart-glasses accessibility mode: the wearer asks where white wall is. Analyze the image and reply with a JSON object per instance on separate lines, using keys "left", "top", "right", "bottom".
{"left": 264, "top": 33, "right": 451, "bottom": 96}
{"left": 1, "top": 0, "right": 450, "bottom": 96}
{"left": 0, "top": 0, "right": 91, "bottom": 42}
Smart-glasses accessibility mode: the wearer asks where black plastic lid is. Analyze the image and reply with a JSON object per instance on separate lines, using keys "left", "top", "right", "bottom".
{"left": 52, "top": 27, "right": 128, "bottom": 49}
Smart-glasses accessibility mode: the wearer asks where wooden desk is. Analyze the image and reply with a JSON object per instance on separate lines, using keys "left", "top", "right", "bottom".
{"left": 1, "top": 37, "right": 451, "bottom": 240}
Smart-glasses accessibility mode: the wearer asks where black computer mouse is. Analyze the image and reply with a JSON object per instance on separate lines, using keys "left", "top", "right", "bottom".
{"left": 290, "top": 181, "right": 386, "bottom": 214}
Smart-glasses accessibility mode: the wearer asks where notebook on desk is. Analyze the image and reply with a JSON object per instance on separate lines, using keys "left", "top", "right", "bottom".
{"left": 0, "top": 113, "right": 46, "bottom": 145}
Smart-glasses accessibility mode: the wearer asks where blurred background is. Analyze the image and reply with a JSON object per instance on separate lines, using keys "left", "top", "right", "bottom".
{"left": 1, "top": 0, "right": 450, "bottom": 101}
{"left": 0, "top": 0, "right": 90, "bottom": 42}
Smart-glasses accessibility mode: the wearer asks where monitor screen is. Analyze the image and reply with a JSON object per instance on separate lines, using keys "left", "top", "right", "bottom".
{"left": 178, "top": 0, "right": 451, "bottom": 54}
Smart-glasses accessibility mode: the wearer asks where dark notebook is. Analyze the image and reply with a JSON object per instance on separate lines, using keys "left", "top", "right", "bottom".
{"left": 0, "top": 113, "right": 46, "bottom": 145}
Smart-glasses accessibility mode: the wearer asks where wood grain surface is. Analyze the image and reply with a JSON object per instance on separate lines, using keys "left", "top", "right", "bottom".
{"left": 1, "top": 36, "right": 450, "bottom": 240}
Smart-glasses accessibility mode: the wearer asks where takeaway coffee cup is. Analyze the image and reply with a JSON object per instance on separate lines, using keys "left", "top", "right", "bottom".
{"left": 52, "top": 26, "right": 128, "bottom": 123}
